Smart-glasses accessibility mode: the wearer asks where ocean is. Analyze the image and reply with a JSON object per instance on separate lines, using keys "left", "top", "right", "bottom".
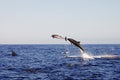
{"left": 0, "top": 44, "right": 120, "bottom": 80}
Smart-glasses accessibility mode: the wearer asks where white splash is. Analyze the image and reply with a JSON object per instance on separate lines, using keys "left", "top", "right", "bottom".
{"left": 79, "top": 49, "right": 94, "bottom": 60}
{"left": 82, "top": 52, "right": 120, "bottom": 59}
{"left": 82, "top": 53, "right": 94, "bottom": 60}
{"left": 65, "top": 51, "right": 94, "bottom": 60}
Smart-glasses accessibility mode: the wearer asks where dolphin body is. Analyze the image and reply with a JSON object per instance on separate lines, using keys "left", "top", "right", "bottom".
{"left": 51, "top": 34, "right": 85, "bottom": 53}
{"left": 66, "top": 37, "right": 85, "bottom": 53}
{"left": 51, "top": 34, "right": 64, "bottom": 39}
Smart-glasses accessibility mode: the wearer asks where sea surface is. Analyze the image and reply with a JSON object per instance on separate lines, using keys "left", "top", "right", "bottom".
{"left": 0, "top": 44, "right": 120, "bottom": 80}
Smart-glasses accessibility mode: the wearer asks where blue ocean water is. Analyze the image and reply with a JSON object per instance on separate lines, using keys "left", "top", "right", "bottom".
{"left": 0, "top": 44, "right": 120, "bottom": 80}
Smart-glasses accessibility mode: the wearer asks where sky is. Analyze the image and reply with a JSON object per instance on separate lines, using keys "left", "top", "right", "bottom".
{"left": 0, "top": 0, "right": 120, "bottom": 44}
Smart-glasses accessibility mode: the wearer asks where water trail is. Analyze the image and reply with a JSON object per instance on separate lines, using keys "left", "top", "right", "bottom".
{"left": 81, "top": 51, "right": 120, "bottom": 59}
{"left": 64, "top": 44, "right": 120, "bottom": 59}
{"left": 92, "top": 54, "right": 120, "bottom": 59}
{"left": 82, "top": 52, "right": 120, "bottom": 59}
{"left": 66, "top": 49, "right": 120, "bottom": 60}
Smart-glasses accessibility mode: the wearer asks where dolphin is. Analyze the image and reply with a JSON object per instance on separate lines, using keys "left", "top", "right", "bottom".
{"left": 65, "top": 37, "right": 85, "bottom": 53}
{"left": 51, "top": 34, "right": 64, "bottom": 39}
{"left": 51, "top": 34, "right": 85, "bottom": 53}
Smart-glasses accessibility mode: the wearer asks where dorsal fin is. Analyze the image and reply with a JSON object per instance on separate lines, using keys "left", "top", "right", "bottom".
{"left": 77, "top": 41, "right": 80, "bottom": 43}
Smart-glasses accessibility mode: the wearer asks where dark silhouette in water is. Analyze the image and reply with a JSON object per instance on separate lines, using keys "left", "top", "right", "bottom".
{"left": 11, "top": 50, "right": 17, "bottom": 56}
{"left": 24, "top": 68, "right": 41, "bottom": 73}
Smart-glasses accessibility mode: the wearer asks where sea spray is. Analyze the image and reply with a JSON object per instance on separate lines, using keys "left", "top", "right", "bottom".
{"left": 79, "top": 49, "right": 94, "bottom": 60}
{"left": 82, "top": 52, "right": 94, "bottom": 60}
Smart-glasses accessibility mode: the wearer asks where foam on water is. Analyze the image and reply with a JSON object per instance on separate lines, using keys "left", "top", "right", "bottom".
{"left": 82, "top": 52, "right": 120, "bottom": 60}
{"left": 66, "top": 51, "right": 120, "bottom": 60}
{"left": 93, "top": 54, "right": 120, "bottom": 59}
{"left": 65, "top": 51, "right": 94, "bottom": 60}
{"left": 82, "top": 53, "right": 94, "bottom": 60}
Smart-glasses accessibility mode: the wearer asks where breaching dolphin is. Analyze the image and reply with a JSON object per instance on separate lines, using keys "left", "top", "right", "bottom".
{"left": 65, "top": 37, "right": 85, "bottom": 53}
{"left": 51, "top": 34, "right": 64, "bottom": 39}
{"left": 51, "top": 34, "right": 85, "bottom": 53}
